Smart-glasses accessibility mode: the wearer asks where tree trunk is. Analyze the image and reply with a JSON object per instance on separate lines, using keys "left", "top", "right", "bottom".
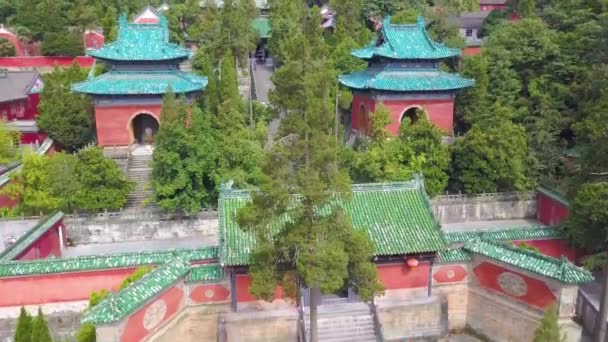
{"left": 595, "top": 262, "right": 608, "bottom": 342}
{"left": 310, "top": 287, "right": 319, "bottom": 342}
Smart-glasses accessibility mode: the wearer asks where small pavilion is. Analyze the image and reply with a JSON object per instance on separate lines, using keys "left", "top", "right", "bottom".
{"left": 339, "top": 16, "right": 474, "bottom": 136}
{"left": 72, "top": 13, "right": 207, "bottom": 147}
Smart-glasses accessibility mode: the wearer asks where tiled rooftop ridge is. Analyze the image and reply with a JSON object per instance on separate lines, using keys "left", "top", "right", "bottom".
{"left": 82, "top": 256, "right": 191, "bottom": 325}
{"left": 0, "top": 246, "right": 218, "bottom": 278}
{"left": 0, "top": 211, "right": 64, "bottom": 262}
{"left": 350, "top": 16, "right": 462, "bottom": 61}
{"left": 436, "top": 226, "right": 564, "bottom": 263}
{"left": 464, "top": 237, "right": 592, "bottom": 284}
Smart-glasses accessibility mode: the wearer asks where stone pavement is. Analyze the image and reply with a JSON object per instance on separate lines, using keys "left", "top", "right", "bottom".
{"left": 0, "top": 219, "right": 39, "bottom": 254}
{"left": 252, "top": 57, "right": 274, "bottom": 103}
{"left": 441, "top": 334, "right": 484, "bottom": 342}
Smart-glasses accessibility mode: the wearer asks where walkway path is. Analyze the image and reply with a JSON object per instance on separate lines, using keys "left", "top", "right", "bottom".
{"left": 252, "top": 57, "right": 274, "bottom": 103}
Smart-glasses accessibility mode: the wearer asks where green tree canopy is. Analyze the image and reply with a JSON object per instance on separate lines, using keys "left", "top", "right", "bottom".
{"left": 451, "top": 122, "right": 529, "bottom": 194}
{"left": 73, "top": 147, "right": 133, "bottom": 211}
{"left": 37, "top": 64, "right": 94, "bottom": 152}
{"left": 532, "top": 305, "right": 565, "bottom": 342}
{"left": 564, "top": 182, "right": 608, "bottom": 252}
{"left": 0, "top": 121, "right": 20, "bottom": 164}
{"left": 0, "top": 38, "right": 16, "bottom": 57}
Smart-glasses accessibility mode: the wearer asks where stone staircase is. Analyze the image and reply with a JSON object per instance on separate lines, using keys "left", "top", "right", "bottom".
{"left": 125, "top": 148, "right": 154, "bottom": 209}
{"left": 304, "top": 302, "right": 378, "bottom": 342}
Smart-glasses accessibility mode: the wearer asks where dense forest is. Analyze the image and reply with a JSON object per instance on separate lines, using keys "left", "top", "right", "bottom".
{"left": 1, "top": 0, "right": 606, "bottom": 207}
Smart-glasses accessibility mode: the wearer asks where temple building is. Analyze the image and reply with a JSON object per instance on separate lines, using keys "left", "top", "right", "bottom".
{"left": 72, "top": 13, "right": 207, "bottom": 147}
{"left": 339, "top": 16, "right": 474, "bottom": 136}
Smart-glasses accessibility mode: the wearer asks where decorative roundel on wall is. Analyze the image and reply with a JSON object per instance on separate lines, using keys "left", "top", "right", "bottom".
{"left": 205, "top": 289, "right": 215, "bottom": 298}
{"left": 497, "top": 272, "right": 528, "bottom": 297}
{"left": 143, "top": 300, "right": 167, "bottom": 331}
{"left": 446, "top": 270, "right": 455, "bottom": 279}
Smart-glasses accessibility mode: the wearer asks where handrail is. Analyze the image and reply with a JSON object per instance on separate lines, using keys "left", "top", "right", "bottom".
{"left": 370, "top": 298, "right": 385, "bottom": 342}
{"left": 218, "top": 315, "right": 227, "bottom": 342}
{"left": 298, "top": 299, "right": 307, "bottom": 342}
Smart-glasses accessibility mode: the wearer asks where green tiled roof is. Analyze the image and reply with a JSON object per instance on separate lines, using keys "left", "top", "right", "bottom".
{"left": 339, "top": 68, "right": 474, "bottom": 92}
{"left": 0, "top": 211, "right": 64, "bottom": 261}
{"left": 0, "top": 247, "right": 218, "bottom": 278}
{"left": 82, "top": 257, "right": 190, "bottom": 325}
{"left": 88, "top": 15, "right": 191, "bottom": 61}
{"left": 187, "top": 264, "right": 224, "bottom": 282}
{"left": 436, "top": 248, "right": 471, "bottom": 263}
{"left": 72, "top": 71, "right": 207, "bottom": 95}
{"left": 220, "top": 179, "right": 446, "bottom": 266}
{"left": 444, "top": 226, "right": 562, "bottom": 244}
{"left": 464, "top": 238, "right": 593, "bottom": 284}
{"left": 351, "top": 16, "right": 461, "bottom": 60}
{"left": 252, "top": 17, "right": 271, "bottom": 39}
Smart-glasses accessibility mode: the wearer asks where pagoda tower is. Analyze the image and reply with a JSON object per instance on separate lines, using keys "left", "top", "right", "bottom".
{"left": 73, "top": 13, "right": 207, "bottom": 147}
{"left": 339, "top": 16, "right": 474, "bottom": 136}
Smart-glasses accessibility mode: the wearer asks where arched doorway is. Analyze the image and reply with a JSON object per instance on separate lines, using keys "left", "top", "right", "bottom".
{"left": 130, "top": 113, "right": 159, "bottom": 145}
{"left": 360, "top": 104, "right": 369, "bottom": 133}
{"left": 401, "top": 106, "right": 424, "bottom": 125}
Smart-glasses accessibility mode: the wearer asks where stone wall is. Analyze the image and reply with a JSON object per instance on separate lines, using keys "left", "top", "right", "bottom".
{"left": 0, "top": 301, "right": 86, "bottom": 342}
{"left": 149, "top": 304, "right": 230, "bottom": 342}
{"left": 433, "top": 283, "right": 468, "bottom": 330}
{"left": 467, "top": 289, "right": 542, "bottom": 342}
{"left": 377, "top": 295, "right": 446, "bottom": 341}
{"left": 66, "top": 214, "right": 218, "bottom": 244}
{"left": 223, "top": 308, "right": 298, "bottom": 342}
{"left": 431, "top": 192, "right": 536, "bottom": 224}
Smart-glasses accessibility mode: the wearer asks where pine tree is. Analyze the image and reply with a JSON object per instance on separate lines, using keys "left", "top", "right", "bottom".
{"left": 152, "top": 92, "right": 219, "bottom": 212}
{"left": 236, "top": 7, "right": 382, "bottom": 342}
{"left": 533, "top": 305, "right": 565, "bottom": 342}
{"left": 219, "top": 52, "right": 240, "bottom": 110}
{"left": 30, "top": 307, "right": 52, "bottom": 342}
{"left": 14, "top": 307, "right": 32, "bottom": 342}
{"left": 192, "top": 49, "right": 219, "bottom": 114}
{"left": 101, "top": 7, "right": 118, "bottom": 43}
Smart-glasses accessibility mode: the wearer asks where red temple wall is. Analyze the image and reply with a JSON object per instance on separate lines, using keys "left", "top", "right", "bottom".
{"left": 351, "top": 94, "right": 455, "bottom": 136}
{"left": 235, "top": 274, "right": 283, "bottom": 302}
{"left": 189, "top": 284, "right": 230, "bottom": 304}
{"left": 351, "top": 94, "right": 377, "bottom": 133}
{"left": 83, "top": 32, "right": 104, "bottom": 50}
{"left": 15, "top": 221, "right": 63, "bottom": 261}
{"left": 463, "top": 46, "right": 482, "bottom": 56}
{"left": 383, "top": 98, "right": 454, "bottom": 135}
{"left": 0, "top": 192, "right": 18, "bottom": 209}
{"left": 473, "top": 261, "right": 556, "bottom": 309}
{"left": 0, "top": 56, "right": 94, "bottom": 68}
{"left": 514, "top": 239, "right": 576, "bottom": 262}
{"left": 537, "top": 192, "right": 569, "bottom": 226}
{"left": 0, "top": 32, "right": 25, "bottom": 56}
{"left": 377, "top": 262, "right": 430, "bottom": 290}
{"left": 479, "top": 4, "right": 506, "bottom": 11}
{"left": 0, "top": 267, "right": 137, "bottom": 306}
{"left": 95, "top": 105, "right": 161, "bottom": 146}
{"left": 121, "top": 285, "right": 184, "bottom": 342}
{"left": 20, "top": 132, "right": 47, "bottom": 145}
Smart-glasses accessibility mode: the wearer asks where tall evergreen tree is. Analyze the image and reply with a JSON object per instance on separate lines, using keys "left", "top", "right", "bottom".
{"left": 37, "top": 63, "right": 94, "bottom": 152}
{"left": 533, "top": 305, "right": 564, "bottom": 342}
{"left": 14, "top": 307, "right": 32, "bottom": 342}
{"left": 152, "top": 93, "right": 218, "bottom": 212}
{"left": 237, "top": 8, "right": 382, "bottom": 342}
{"left": 30, "top": 307, "right": 52, "bottom": 342}
{"left": 219, "top": 52, "right": 240, "bottom": 109}
{"left": 101, "top": 7, "right": 118, "bottom": 43}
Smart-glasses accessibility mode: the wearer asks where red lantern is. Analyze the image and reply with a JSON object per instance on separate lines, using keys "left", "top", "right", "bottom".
{"left": 406, "top": 257, "right": 419, "bottom": 267}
